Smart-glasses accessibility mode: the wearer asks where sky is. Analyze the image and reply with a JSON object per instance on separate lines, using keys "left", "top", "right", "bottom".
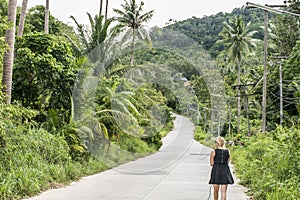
{"left": 18, "top": 0, "right": 285, "bottom": 28}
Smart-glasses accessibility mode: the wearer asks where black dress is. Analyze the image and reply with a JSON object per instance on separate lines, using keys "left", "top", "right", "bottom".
{"left": 209, "top": 149, "right": 234, "bottom": 184}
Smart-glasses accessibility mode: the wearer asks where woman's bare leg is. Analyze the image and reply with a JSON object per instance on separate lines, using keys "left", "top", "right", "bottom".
{"left": 221, "top": 184, "right": 228, "bottom": 200}
{"left": 213, "top": 185, "right": 219, "bottom": 200}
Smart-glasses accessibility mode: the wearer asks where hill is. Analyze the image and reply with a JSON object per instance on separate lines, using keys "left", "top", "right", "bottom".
{"left": 166, "top": 8, "right": 268, "bottom": 58}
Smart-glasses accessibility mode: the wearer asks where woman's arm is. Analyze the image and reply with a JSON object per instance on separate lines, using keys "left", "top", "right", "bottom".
{"left": 210, "top": 150, "right": 215, "bottom": 166}
{"left": 228, "top": 149, "right": 232, "bottom": 163}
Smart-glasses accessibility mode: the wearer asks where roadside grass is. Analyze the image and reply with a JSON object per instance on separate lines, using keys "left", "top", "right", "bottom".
{"left": 0, "top": 109, "right": 174, "bottom": 200}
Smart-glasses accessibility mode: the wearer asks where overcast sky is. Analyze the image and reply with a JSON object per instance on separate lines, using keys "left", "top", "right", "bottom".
{"left": 19, "top": 0, "right": 284, "bottom": 27}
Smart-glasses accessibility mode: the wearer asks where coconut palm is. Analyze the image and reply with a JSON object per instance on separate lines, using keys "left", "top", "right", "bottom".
{"left": 2, "top": 0, "right": 17, "bottom": 104}
{"left": 99, "top": 0, "right": 109, "bottom": 20}
{"left": 113, "top": 0, "right": 154, "bottom": 66}
{"left": 99, "top": 0, "right": 104, "bottom": 16}
{"left": 70, "top": 13, "right": 113, "bottom": 56}
{"left": 17, "top": 0, "right": 28, "bottom": 36}
{"left": 105, "top": 0, "right": 108, "bottom": 20}
{"left": 218, "top": 16, "right": 258, "bottom": 135}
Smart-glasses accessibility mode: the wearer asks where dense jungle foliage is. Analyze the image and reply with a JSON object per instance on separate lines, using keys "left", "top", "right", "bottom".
{"left": 170, "top": 3, "right": 300, "bottom": 199}
{"left": 0, "top": 0, "right": 299, "bottom": 199}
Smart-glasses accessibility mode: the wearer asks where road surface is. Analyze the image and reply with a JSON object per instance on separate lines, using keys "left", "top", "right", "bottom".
{"left": 25, "top": 114, "right": 249, "bottom": 200}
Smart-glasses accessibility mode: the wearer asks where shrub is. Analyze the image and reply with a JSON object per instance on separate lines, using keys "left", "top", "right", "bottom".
{"left": 119, "top": 133, "right": 156, "bottom": 154}
{"left": 0, "top": 103, "right": 108, "bottom": 199}
{"left": 0, "top": 127, "right": 70, "bottom": 198}
{"left": 231, "top": 126, "right": 300, "bottom": 199}
{"left": 193, "top": 126, "right": 215, "bottom": 148}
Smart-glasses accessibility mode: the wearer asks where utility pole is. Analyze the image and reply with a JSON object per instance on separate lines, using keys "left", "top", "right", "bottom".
{"left": 246, "top": 2, "right": 290, "bottom": 132}
{"left": 204, "top": 106, "right": 221, "bottom": 136}
{"left": 262, "top": 9, "right": 268, "bottom": 132}
{"left": 262, "top": 3, "right": 288, "bottom": 132}
{"left": 279, "top": 61, "right": 283, "bottom": 124}
{"left": 232, "top": 83, "right": 255, "bottom": 136}
{"left": 271, "top": 56, "right": 289, "bottom": 125}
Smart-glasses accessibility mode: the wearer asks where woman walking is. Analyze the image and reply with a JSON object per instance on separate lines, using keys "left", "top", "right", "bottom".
{"left": 209, "top": 136, "right": 234, "bottom": 200}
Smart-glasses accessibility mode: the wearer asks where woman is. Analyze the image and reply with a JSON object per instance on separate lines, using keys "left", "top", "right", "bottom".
{"left": 209, "top": 136, "right": 234, "bottom": 200}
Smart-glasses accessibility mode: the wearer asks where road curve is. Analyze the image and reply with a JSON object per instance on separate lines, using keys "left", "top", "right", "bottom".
{"left": 24, "top": 114, "right": 249, "bottom": 200}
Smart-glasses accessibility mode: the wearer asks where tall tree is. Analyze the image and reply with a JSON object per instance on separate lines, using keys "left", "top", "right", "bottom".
{"left": 105, "top": 0, "right": 108, "bottom": 20}
{"left": 2, "top": 0, "right": 17, "bottom": 104}
{"left": 44, "top": 0, "right": 49, "bottom": 33}
{"left": 113, "top": 0, "right": 154, "bottom": 66}
{"left": 17, "top": 0, "right": 29, "bottom": 36}
{"left": 99, "top": 0, "right": 104, "bottom": 16}
{"left": 25, "top": 5, "right": 67, "bottom": 35}
{"left": 70, "top": 13, "right": 112, "bottom": 56}
{"left": 13, "top": 33, "right": 77, "bottom": 111}
{"left": 218, "top": 16, "right": 257, "bottom": 135}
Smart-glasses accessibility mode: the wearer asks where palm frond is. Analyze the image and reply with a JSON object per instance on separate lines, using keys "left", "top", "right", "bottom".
{"left": 87, "top": 12, "right": 95, "bottom": 34}
{"left": 70, "top": 15, "right": 89, "bottom": 50}
{"left": 99, "top": 122, "right": 109, "bottom": 139}
{"left": 63, "top": 33, "right": 82, "bottom": 56}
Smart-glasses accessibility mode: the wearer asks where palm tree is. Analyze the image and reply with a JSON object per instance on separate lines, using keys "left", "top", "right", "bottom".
{"left": 70, "top": 13, "right": 113, "bottom": 56}
{"left": 2, "top": 0, "right": 18, "bottom": 104}
{"left": 113, "top": 0, "right": 154, "bottom": 67}
{"left": 99, "top": 0, "right": 104, "bottom": 16}
{"left": 17, "top": 0, "right": 29, "bottom": 36}
{"left": 44, "top": 0, "right": 49, "bottom": 33}
{"left": 105, "top": 0, "right": 108, "bottom": 20}
{"left": 99, "top": 0, "right": 108, "bottom": 20}
{"left": 219, "top": 16, "right": 258, "bottom": 135}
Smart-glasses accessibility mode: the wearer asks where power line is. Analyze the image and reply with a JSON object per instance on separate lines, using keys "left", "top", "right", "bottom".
{"left": 246, "top": 2, "right": 300, "bottom": 17}
{"left": 245, "top": 1, "right": 299, "bottom": 131}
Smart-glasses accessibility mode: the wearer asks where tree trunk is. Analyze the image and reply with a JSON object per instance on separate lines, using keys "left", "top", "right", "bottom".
{"left": 131, "top": 28, "right": 135, "bottom": 66}
{"left": 203, "top": 112, "right": 207, "bottom": 132}
{"left": 130, "top": 28, "right": 135, "bottom": 79}
{"left": 2, "top": 0, "right": 18, "bottom": 104}
{"left": 99, "top": 0, "right": 104, "bottom": 16}
{"left": 105, "top": 0, "right": 108, "bottom": 20}
{"left": 237, "top": 56, "right": 241, "bottom": 135}
{"left": 228, "top": 101, "right": 231, "bottom": 137}
{"left": 245, "top": 90, "right": 251, "bottom": 136}
{"left": 17, "top": 0, "right": 28, "bottom": 36}
{"left": 217, "top": 110, "right": 221, "bottom": 136}
{"left": 44, "top": 0, "right": 49, "bottom": 34}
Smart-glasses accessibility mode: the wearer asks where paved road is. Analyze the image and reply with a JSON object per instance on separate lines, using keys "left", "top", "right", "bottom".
{"left": 25, "top": 114, "right": 249, "bottom": 200}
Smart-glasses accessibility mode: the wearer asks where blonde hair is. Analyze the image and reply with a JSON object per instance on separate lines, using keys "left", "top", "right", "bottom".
{"left": 215, "top": 136, "right": 225, "bottom": 147}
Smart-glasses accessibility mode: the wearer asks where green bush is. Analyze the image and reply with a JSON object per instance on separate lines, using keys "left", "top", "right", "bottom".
{"left": 193, "top": 126, "right": 215, "bottom": 148}
{"left": 0, "top": 103, "right": 108, "bottom": 199}
{"left": 0, "top": 128, "right": 70, "bottom": 199}
{"left": 231, "top": 126, "right": 300, "bottom": 199}
{"left": 119, "top": 133, "right": 156, "bottom": 154}
{"left": 194, "top": 126, "right": 207, "bottom": 141}
{"left": 0, "top": 125, "right": 110, "bottom": 199}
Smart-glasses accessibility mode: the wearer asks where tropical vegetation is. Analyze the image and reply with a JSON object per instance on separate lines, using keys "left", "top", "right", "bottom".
{"left": 0, "top": 0, "right": 299, "bottom": 199}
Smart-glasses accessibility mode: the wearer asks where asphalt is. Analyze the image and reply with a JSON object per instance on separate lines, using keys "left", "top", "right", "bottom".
{"left": 24, "top": 114, "right": 250, "bottom": 200}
